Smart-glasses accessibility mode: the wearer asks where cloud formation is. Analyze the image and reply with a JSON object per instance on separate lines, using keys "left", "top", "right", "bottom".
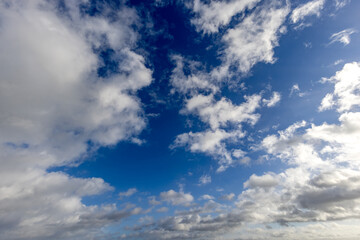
{"left": 290, "top": 0, "right": 325, "bottom": 24}
{"left": 125, "top": 61, "right": 360, "bottom": 239}
{"left": 0, "top": 0, "right": 151, "bottom": 239}
{"left": 329, "top": 28, "right": 357, "bottom": 46}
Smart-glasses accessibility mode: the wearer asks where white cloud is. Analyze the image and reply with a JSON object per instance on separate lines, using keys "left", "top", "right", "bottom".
{"left": 119, "top": 188, "right": 138, "bottom": 199}
{"left": 289, "top": 83, "right": 307, "bottom": 97}
{"left": 191, "top": 0, "right": 261, "bottom": 33}
{"left": 319, "top": 62, "right": 360, "bottom": 112}
{"left": 329, "top": 28, "right": 357, "bottom": 46}
{"left": 217, "top": 1, "right": 289, "bottom": 77}
{"left": 0, "top": 1, "right": 151, "bottom": 239}
{"left": 290, "top": 0, "right": 325, "bottom": 24}
{"left": 199, "top": 194, "right": 215, "bottom": 200}
{"left": 169, "top": 55, "right": 218, "bottom": 95}
{"left": 319, "top": 93, "right": 335, "bottom": 111}
{"left": 160, "top": 190, "right": 194, "bottom": 206}
{"left": 262, "top": 92, "right": 281, "bottom": 107}
{"left": 244, "top": 173, "right": 279, "bottom": 189}
{"left": 183, "top": 94, "right": 262, "bottom": 130}
{"left": 199, "top": 175, "right": 212, "bottom": 185}
{"left": 173, "top": 93, "right": 266, "bottom": 171}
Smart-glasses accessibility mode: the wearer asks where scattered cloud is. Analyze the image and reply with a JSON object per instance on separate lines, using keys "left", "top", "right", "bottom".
{"left": 190, "top": 0, "right": 261, "bottom": 34}
{"left": 290, "top": 0, "right": 325, "bottom": 24}
{"left": 119, "top": 188, "right": 138, "bottom": 199}
{"left": 199, "top": 174, "right": 212, "bottom": 185}
{"left": 319, "top": 62, "right": 360, "bottom": 112}
{"left": 335, "top": 0, "right": 351, "bottom": 10}
{"left": 160, "top": 190, "right": 194, "bottom": 206}
{"left": 304, "top": 41, "right": 313, "bottom": 48}
{"left": 216, "top": 1, "right": 289, "bottom": 77}
{"left": 219, "top": 193, "right": 235, "bottom": 201}
{"left": 329, "top": 28, "right": 357, "bottom": 46}
{"left": 156, "top": 207, "right": 169, "bottom": 213}
{"left": 199, "top": 194, "right": 215, "bottom": 200}
{"left": 263, "top": 92, "right": 281, "bottom": 107}
{"left": 289, "top": 83, "right": 307, "bottom": 97}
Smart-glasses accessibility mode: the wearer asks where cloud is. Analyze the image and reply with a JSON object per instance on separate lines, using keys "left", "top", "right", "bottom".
{"left": 244, "top": 173, "right": 279, "bottom": 189}
{"left": 160, "top": 190, "right": 194, "bottom": 206}
{"left": 289, "top": 83, "right": 307, "bottom": 97}
{"left": 219, "top": 193, "right": 235, "bottom": 201}
{"left": 0, "top": 0, "right": 152, "bottom": 239}
{"left": 148, "top": 196, "right": 162, "bottom": 206}
{"left": 329, "top": 28, "right": 357, "bottom": 46}
{"left": 183, "top": 94, "right": 262, "bottom": 130}
{"left": 190, "top": 0, "right": 261, "bottom": 34}
{"left": 262, "top": 92, "right": 281, "bottom": 107}
{"left": 199, "top": 174, "right": 212, "bottom": 185}
{"left": 335, "top": 0, "right": 351, "bottom": 9}
{"left": 119, "top": 188, "right": 138, "bottom": 199}
{"left": 319, "top": 62, "right": 360, "bottom": 112}
{"left": 169, "top": 55, "right": 218, "bottom": 95}
{"left": 290, "top": 0, "right": 325, "bottom": 24}
{"left": 173, "top": 93, "right": 265, "bottom": 171}
{"left": 215, "top": 1, "right": 289, "bottom": 77}
{"left": 156, "top": 207, "right": 169, "bottom": 213}
{"left": 199, "top": 194, "right": 215, "bottom": 200}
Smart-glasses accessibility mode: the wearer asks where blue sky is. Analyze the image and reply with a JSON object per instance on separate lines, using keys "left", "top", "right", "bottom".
{"left": 1, "top": 0, "right": 360, "bottom": 239}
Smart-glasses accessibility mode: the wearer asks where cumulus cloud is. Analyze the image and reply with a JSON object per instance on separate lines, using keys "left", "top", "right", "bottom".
{"left": 0, "top": 0, "right": 152, "bottom": 239}
{"left": 160, "top": 190, "right": 194, "bottom": 206}
{"left": 329, "top": 28, "right": 357, "bottom": 46}
{"left": 199, "top": 194, "right": 215, "bottom": 200}
{"left": 128, "top": 61, "right": 360, "bottom": 239}
{"left": 244, "top": 173, "right": 279, "bottom": 189}
{"left": 319, "top": 62, "right": 360, "bottom": 112}
{"left": 173, "top": 93, "right": 266, "bottom": 171}
{"left": 290, "top": 0, "right": 325, "bottom": 24}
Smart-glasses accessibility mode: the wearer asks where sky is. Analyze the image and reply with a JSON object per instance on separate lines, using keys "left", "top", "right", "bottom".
{"left": 0, "top": 0, "right": 360, "bottom": 239}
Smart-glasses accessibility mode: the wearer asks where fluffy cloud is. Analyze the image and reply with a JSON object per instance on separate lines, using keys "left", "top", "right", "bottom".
{"left": 217, "top": 1, "right": 289, "bottom": 77}
{"left": 126, "top": 61, "right": 360, "bottom": 240}
{"left": 191, "top": 0, "right": 261, "bottom": 33}
{"left": 0, "top": 0, "right": 151, "bottom": 239}
{"left": 173, "top": 93, "right": 266, "bottom": 171}
{"left": 244, "top": 173, "right": 279, "bottom": 189}
{"left": 290, "top": 0, "right": 325, "bottom": 24}
{"left": 160, "top": 190, "right": 194, "bottom": 206}
{"left": 329, "top": 28, "right": 357, "bottom": 46}
{"left": 183, "top": 94, "right": 262, "bottom": 130}
{"left": 319, "top": 62, "right": 360, "bottom": 112}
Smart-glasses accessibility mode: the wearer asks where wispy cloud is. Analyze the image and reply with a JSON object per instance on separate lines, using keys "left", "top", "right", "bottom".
{"left": 329, "top": 28, "right": 357, "bottom": 46}
{"left": 290, "top": 0, "right": 325, "bottom": 24}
